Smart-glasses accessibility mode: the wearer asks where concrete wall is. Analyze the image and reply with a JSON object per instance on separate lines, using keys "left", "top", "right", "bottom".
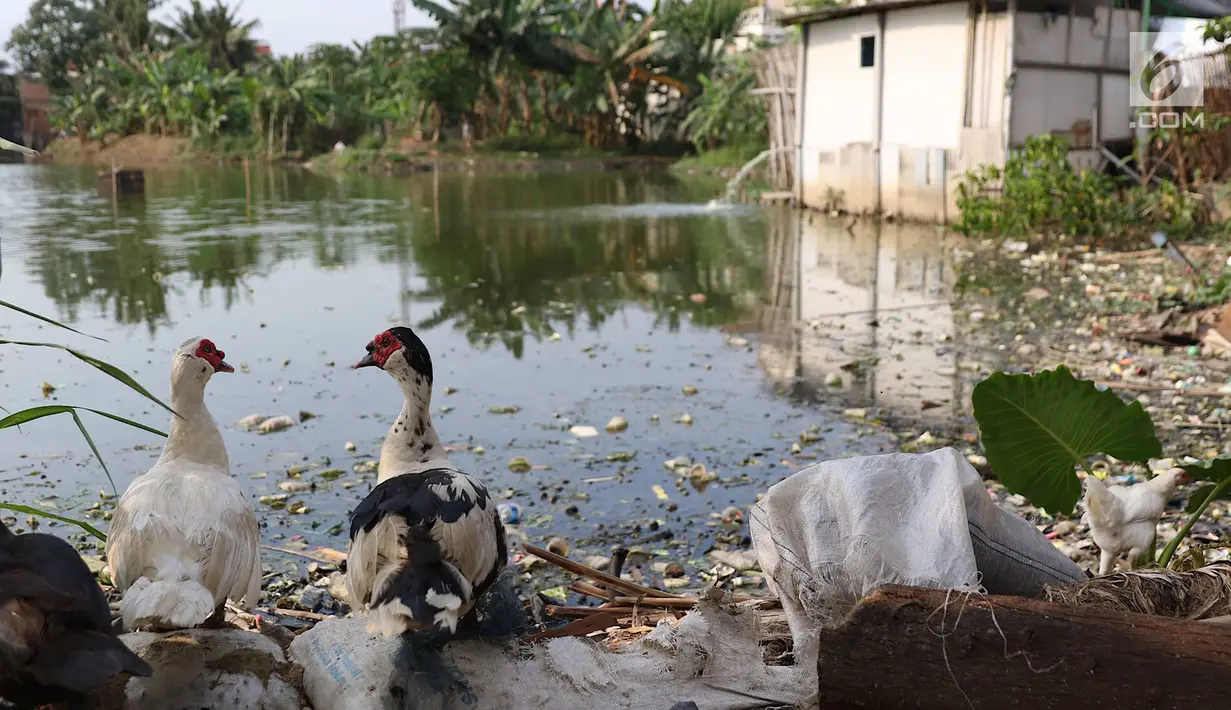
{"left": 1010, "top": 7, "right": 1139, "bottom": 145}
{"left": 793, "top": 2, "right": 1140, "bottom": 222}
{"left": 881, "top": 2, "right": 970, "bottom": 221}
{"left": 797, "top": 1, "right": 996, "bottom": 221}
{"left": 799, "top": 14, "right": 881, "bottom": 209}
{"left": 968, "top": 9, "right": 1008, "bottom": 133}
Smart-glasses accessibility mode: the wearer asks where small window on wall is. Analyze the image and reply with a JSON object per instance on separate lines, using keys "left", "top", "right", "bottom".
{"left": 860, "top": 35, "right": 875, "bottom": 67}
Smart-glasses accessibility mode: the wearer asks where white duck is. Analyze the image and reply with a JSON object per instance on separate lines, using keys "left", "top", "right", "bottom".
{"left": 105, "top": 337, "right": 261, "bottom": 630}
{"left": 346, "top": 326, "right": 507, "bottom": 637}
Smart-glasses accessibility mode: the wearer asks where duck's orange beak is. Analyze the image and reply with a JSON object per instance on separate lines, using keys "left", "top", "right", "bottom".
{"left": 216, "top": 360, "right": 235, "bottom": 374}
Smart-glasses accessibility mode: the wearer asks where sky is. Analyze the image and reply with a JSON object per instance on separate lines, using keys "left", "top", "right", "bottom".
{"left": 1, "top": 0, "right": 437, "bottom": 62}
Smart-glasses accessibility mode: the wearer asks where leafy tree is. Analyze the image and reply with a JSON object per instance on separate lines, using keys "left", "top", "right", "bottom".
{"left": 681, "top": 55, "right": 766, "bottom": 151}
{"left": 94, "top": 0, "right": 164, "bottom": 67}
{"left": 5, "top": 0, "right": 105, "bottom": 90}
{"left": 405, "top": 46, "right": 484, "bottom": 141}
{"left": 554, "top": 2, "right": 685, "bottom": 148}
{"left": 166, "top": 0, "right": 262, "bottom": 73}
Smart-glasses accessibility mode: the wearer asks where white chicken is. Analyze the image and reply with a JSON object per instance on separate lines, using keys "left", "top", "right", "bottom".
{"left": 1083, "top": 467, "right": 1190, "bottom": 576}
{"left": 105, "top": 337, "right": 262, "bottom": 630}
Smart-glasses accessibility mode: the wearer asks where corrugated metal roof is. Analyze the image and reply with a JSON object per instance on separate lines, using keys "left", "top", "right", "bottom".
{"left": 781, "top": 0, "right": 1231, "bottom": 25}
{"left": 780, "top": 0, "right": 960, "bottom": 25}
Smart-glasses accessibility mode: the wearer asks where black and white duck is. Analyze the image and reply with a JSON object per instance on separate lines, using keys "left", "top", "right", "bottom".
{"left": 346, "top": 326, "right": 508, "bottom": 637}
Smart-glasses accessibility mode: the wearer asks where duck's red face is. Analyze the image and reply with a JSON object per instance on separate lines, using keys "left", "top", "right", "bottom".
{"left": 355, "top": 330, "right": 401, "bottom": 370}
{"left": 196, "top": 339, "right": 234, "bottom": 373}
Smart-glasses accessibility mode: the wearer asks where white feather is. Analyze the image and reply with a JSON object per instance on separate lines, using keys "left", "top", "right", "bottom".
{"left": 106, "top": 337, "right": 261, "bottom": 630}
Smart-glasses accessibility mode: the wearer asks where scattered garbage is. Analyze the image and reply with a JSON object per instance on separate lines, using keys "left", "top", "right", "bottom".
{"left": 291, "top": 599, "right": 809, "bottom": 710}
{"left": 751, "top": 447, "right": 1085, "bottom": 667}
{"left": 498, "top": 503, "right": 521, "bottom": 525}
{"left": 258, "top": 416, "right": 296, "bottom": 434}
{"left": 604, "top": 416, "right": 628, "bottom": 433}
{"left": 104, "top": 629, "right": 306, "bottom": 710}
{"left": 546, "top": 537, "right": 570, "bottom": 557}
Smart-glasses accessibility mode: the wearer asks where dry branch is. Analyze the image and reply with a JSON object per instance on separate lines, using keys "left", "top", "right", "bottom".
{"left": 522, "top": 542, "right": 681, "bottom": 599}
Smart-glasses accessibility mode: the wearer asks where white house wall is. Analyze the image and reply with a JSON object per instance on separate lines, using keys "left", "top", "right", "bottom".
{"left": 797, "top": 1, "right": 1003, "bottom": 221}
{"left": 968, "top": 10, "right": 1008, "bottom": 133}
{"left": 1013, "top": 7, "right": 1137, "bottom": 68}
{"left": 795, "top": 2, "right": 1142, "bottom": 222}
{"left": 1010, "top": 68, "right": 1099, "bottom": 142}
{"left": 882, "top": 4, "right": 968, "bottom": 150}
{"left": 881, "top": 1, "right": 969, "bottom": 219}
{"left": 799, "top": 15, "right": 882, "bottom": 208}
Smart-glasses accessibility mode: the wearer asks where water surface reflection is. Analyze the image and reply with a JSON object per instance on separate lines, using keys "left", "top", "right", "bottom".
{"left": 755, "top": 210, "right": 962, "bottom": 422}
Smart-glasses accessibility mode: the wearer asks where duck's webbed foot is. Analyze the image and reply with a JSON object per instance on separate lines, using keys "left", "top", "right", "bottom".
{"left": 200, "top": 604, "right": 228, "bottom": 629}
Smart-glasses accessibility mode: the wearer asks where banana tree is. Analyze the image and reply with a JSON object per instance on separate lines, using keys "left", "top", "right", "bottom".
{"left": 680, "top": 55, "right": 765, "bottom": 151}
{"left": 401, "top": 45, "right": 483, "bottom": 142}
{"left": 256, "top": 55, "right": 332, "bottom": 155}
{"left": 166, "top": 0, "right": 262, "bottom": 72}
{"left": 411, "top": 0, "right": 577, "bottom": 134}
{"left": 553, "top": 4, "right": 687, "bottom": 148}
{"left": 307, "top": 42, "right": 360, "bottom": 132}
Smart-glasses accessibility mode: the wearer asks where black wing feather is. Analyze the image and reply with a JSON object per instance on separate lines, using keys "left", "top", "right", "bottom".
{"left": 350, "top": 468, "right": 491, "bottom": 539}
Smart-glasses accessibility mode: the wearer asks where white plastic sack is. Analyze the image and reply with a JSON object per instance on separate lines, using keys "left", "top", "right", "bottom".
{"left": 290, "top": 602, "right": 812, "bottom": 710}
{"left": 106, "top": 628, "right": 307, "bottom": 710}
{"left": 750, "top": 447, "right": 1085, "bottom": 665}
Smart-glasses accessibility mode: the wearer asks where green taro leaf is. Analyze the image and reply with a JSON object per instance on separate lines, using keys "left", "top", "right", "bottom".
{"left": 0, "top": 503, "right": 108, "bottom": 541}
{"left": 972, "top": 365, "right": 1162, "bottom": 515}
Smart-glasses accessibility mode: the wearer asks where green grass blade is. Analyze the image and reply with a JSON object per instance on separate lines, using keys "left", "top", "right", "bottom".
{"left": 0, "top": 404, "right": 166, "bottom": 437}
{"left": 70, "top": 409, "right": 117, "bottom": 497}
{"left": 77, "top": 407, "right": 168, "bottom": 438}
{"left": 0, "top": 300, "right": 106, "bottom": 341}
{"left": 0, "top": 502, "right": 108, "bottom": 541}
{"left": 0, "top": 340, "right": 176, "bottom": 417}
{"left": 0, "top": 405, "right": 165, "bottom": 500}
{"left": 0, "top": 404, "right": 77, "bottom": 428}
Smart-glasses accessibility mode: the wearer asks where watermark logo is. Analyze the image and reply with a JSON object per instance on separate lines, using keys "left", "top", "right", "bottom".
{"left": 1129, "top": 31, "right": 1203, "bottom": 108}
{"left": 1129, "top": 31, "right": 1204, "bottom": 128}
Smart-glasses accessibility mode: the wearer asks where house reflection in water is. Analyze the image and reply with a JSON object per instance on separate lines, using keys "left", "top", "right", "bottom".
{"left": 756, "top": 208, "right": 963, "bottom": 421}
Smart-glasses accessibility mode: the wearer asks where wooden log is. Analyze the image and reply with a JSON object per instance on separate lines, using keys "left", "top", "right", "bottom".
{"left": 816, "top": 584, "right": 1231, "bottom": 709}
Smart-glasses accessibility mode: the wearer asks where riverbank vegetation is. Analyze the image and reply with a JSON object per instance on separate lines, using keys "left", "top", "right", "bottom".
{"left": 955, "top": 13, "right": 1231, "bottom": 244}
{"left": 955, "top": 135, "right": 1215, "bottom": 245}
{"left": 7, "top": 0, "right": 775, "bottom": 165}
